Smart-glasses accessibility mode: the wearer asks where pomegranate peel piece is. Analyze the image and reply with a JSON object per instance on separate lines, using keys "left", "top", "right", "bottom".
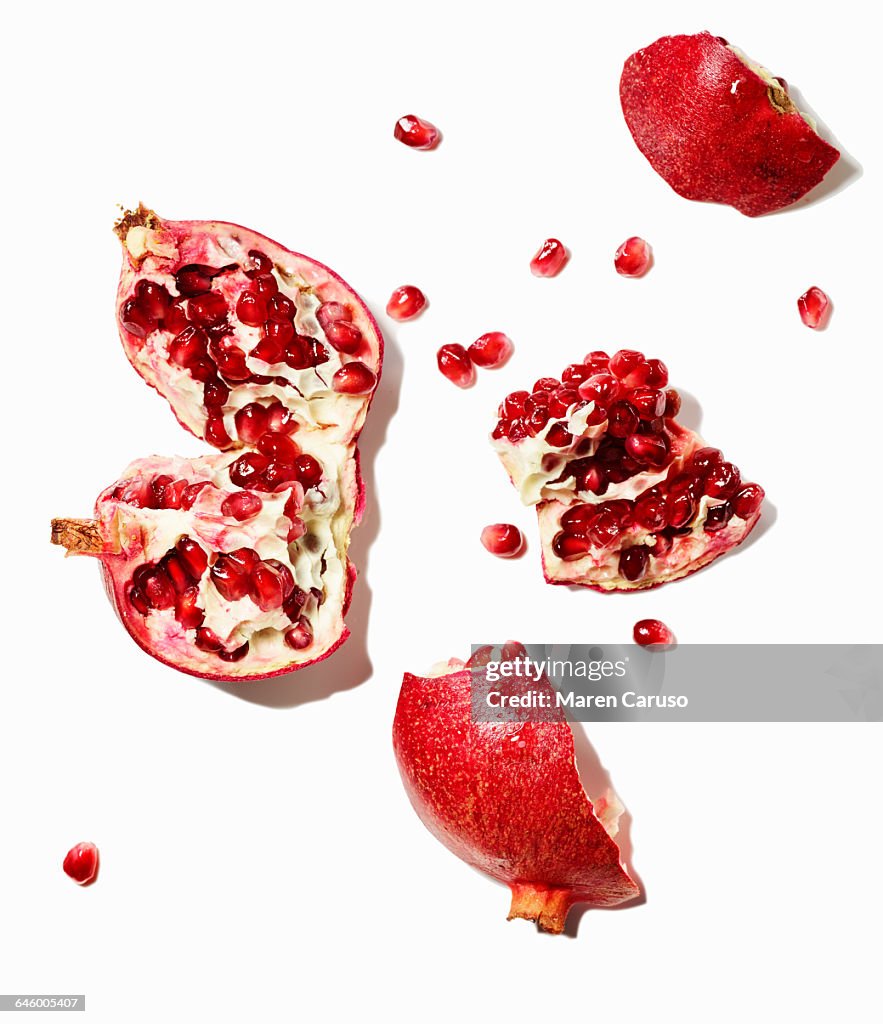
{"left": 620, "top": 32, "right": 840, "bottom": 217}
{"left": 392, "top": 659, "right": 639, "bottom": 933}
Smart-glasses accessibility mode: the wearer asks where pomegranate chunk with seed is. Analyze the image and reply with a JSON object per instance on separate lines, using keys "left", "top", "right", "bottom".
{"left": 386, "top": 285, "right": 426, "bottom": 321}
{"left": 63, "top": 842, "right": 100, "bottom": 885}
{"left": 437, "top": 344, "right": 476, "bottom": 388}
{"left": 468, "top": 332, "right": 513, "bottom": 369}
{"left": 394, "top": 114, "right": 440, "bottom": 150}
{"left": 633, "top": 619, "right": 674, "bottom": 648}
{"left": 614, "top": 237, "right": 652, "bottom": 277}
{"left": 530, "top": 238, "right": 568, "bottom": 278}
{"left": 480, "top": 524, "right": 524, "bottom": 558}
{"left": 797, "top": 286, "right": 830, "bottom": 329}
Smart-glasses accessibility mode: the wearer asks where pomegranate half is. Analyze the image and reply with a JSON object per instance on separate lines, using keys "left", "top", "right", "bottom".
{"left": 52, "top": 208, "right": 383, "bottom": 681}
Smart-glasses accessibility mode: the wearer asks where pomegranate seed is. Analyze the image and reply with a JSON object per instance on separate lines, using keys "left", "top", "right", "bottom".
{"left": 175, "top": 585, "right": 205, "bottom": 630}
{"left": 436, "top": 344, "right": 475, "bottom": 388}
{"left": 210, "top": 555, "right": 252, "bottom": 601}
{"left": 691, "top": 447, "right": 723, "bottom": 471}
{"left": 245, "top": 250, "right": 273, "bottom": 278}
{"left": 589, "top": 510, "right": 624, "bottom": 548}
{"left": 634, "top": 492, "right": 667, "bottom": 529}
{"left": 284, "top": 617, "right": 314, "bottom": 650}
{"left": 480, "top": 523, "right": 524, "bottom": 558}
{"left": 187, "top": 291, "right": 228, "bottom": 327}
{"left": 160, "top": 478, "right": 187, "bottom": 509}
{"left": 234, "top": 403, "right": 269, "bottom": 444}
{"left": 316, "top": 302, "right": 351, "bottom": 330}
{"left": 150, "top": 473, "right": 172, "bottom": 503}
{"left": 141, "top": 569, "right": 175, "bottom": 610}
{"left": 614, "top": 236, "right": 652, "bottom": 277}
{"left": 704, "top": 461, "right": 741, "bottom": 498}
{"left": 580, "top": 464, "right": 607, "bottom": 494}
{"left": 549, "top": 387, "right": 579, "bottom": 417}
{"left": 180, "top": 481, "right": 211, "bottom": 510}
{"left": 205, "top": 414, "right": 232, "bottom": 448}
{"left": 251, "top": 274, "right": 279, "bottom": 300}
{"left": 607, "top": 401, "right": 639, "bottom": 438}
{"left": 634, "top": 358, "right": 668, "bottom": 388}
{"left": 468, "top": 332, "right": 513, "bottom": 369}
{"left": 309, "top": 339, "right": 330, "bottom": 366}
{"left": 533, "top": 377, "right": 560, "bottom": 392}
{"left": 219, "top": 642, "right": 250, "bottom": 662}
{"left": 161, "top": 551, "right": 193, "bottom": 593}
{"left": 524, "top": 392, "right": 550, "bottom": 413}
{"left": 731, "top": 483, "right": 765, "bottom": 520}
{"left": 164, "top": 303, "right": 190, "bottom": 334}
{"left": 579, "top": 373, "right": 620, "bottom": 404}
{"left": 664, "top": 389, "right": 681, "bottom": 416}
{"left": 797, "top": 286, "right": 830, "bottom": 329}
{"left": 229, "top": 452, "right": 269, "bottom": 488}
{"left": 618, "top": 546, "right": 649, "bottom": 582}
{"left": 386, "top": 285, "right": 427, "bottom": 321}
{"left": 530, "top": 238, "right": 568, "bottom": 277}
{"left": 561, "top": 364, "right": 593, "bottom": 386}
{"left": 500, "top": 391, "right": 530, "bottom": 418}
{"left": 625, "top": 432, "right": 670, "bottom": 466}
{"left": 552, "top": 532, "right": 591, "bottom": 560}
{"left": 195, "top": 627, "right": 224, "bottom": 652}
{"left": 267, "top": 294, "right": 295, "bottom": 321}
{"left": 236, "top": 290, "right": 267, "bottom": 327}
{"left": 609, "top": 349, "right": 645, "bottom": 379}
{"left": 507, "top": 419, "right": 528, "bottom": 442}
{"left": 213, "top": 346, "right": 250, "bottom": 382}
{"left": 135, "top": 280, "right": 172, "bottom": 319}
{"left": 667, "top": 491, "right": 696, "bottom": 528}
{"left": 263, "top": 461, "right": 299, "bottom": 490}
{"left": 546, "top": 423, "right": 573, "bottom": 447}
{"left": 119, "top": 298, "right": 156, "bottom": 338}
{"left": 204, "top": 379, "right": 229, "bottom": 408}
{"left": 221, "top": 491, "right": 263, "bottom": 521}
{"left": 633, "top": 619, "right": 674, "bottom": 647}
{"left": 128, "top": 585, "right": 149, "bottom": 614}
{"left": 394, "top": 113, "right": 440, "bottom": 150}
{"left": 294, "top": 454, "right": 322, "bottom": 488}
{"left": 263, "top": 559, "right": 295, "bottom": 601}
{"left": 266, "top": 403, "right": 298, "bottom": 434}
{"left": 227, "top": 548, "right": 261, "bottom": 574}
{"left": 332, "top": 362, "right": 377, "bottom": 395}
{"left": 648, "top": 532, "right": 673, "bottom": 558}
{"left": 628, "top": 386, "right": 666, "bottom": 420}
{"left": 250, "top": 561, "right": 285, "bottom": 611}
{"left": 561, "top": 504, "right": 597, "bottom": 531}
{"left": 63, "top": 842, "right": 99, "bottom": 885}
{"left": 177, "top": 537, "right": 208, "bottom": 578}
{"left": 115, "top": 477, "right": 155, "bottom": 507}
{"left": 252, "top": 336, "right": 284, "bottom": 364}
{"left": 325, "top": 320, "right": 363, "bottom": 354}
{"left": 169, "top": 326, "right": 208, "bottom": 368}
{"left": 283, "top": 586, "right": 308, "bottom": 620}
{"left": 257, "top": 432, "right": 300, "bottom": 463}
{"left": 175, "top": 264, "right": 216, "bottom": 296}
{"left": 704, "top": 502, "right": 734, "bottom": 532}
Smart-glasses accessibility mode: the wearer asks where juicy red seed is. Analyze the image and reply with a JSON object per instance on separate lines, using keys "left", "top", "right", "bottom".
{"left": 128, "top": 585, "right": 149, "bottom": 614}
{"left": 189, "top": 358, "right": 217, "bottom": 383}
{"left": 234, "top": 403, "right": 268, "bottom": 443}
{"left": 262, "top": 461, "right": 298, "bottom": 490}
{"left": 252, "top": 273, "right": 279, "bottom": 299}
{"left": 316, "top": 302, "right": 351, "bottom": 330}
{"left": 212, "top": 341, "right": 250, "bottom": 381}
{"left": 732, "top": 483, "right": 765, "bottom": 520}
{"left": 221, "top": 492, "right": 263, "bottom": 521}
{"left": 309, "top": 340, "right": 330, "bottom": 366}
{"left": 263, "top": 559, "right": 295, "bottom": 601}
{"left": 553, "top": 532, "right": 591, "bottom": 560}
{"left": 636, "top": 358, "right": 669, "bottom": 388}
{"left": 119, "top": 298, "right": 156, "bottom": 338}
{"left": 164, "top": 303, "right": 190, "bottom": 334}
{"left": 704, "top": 461, "right": 741, "bottom": 498}
{"left": 218, "top": 642, "right": 250, "bottom": 662}
{"left": 619, "top": 546, "right": 649, "bottom": 582}
{"left": 205, "top": 414, "right": 232, "bottom": 448}
{"left": 533, "top": 377, "right": 560, "bottom": 392}
{"left": 283, "top": 584, "right": 308, "bottom": 619}
{"left": 394, "top": 113, "right": 440, "bottom": 150}
{"left": 210, "top": 556, "right": 252, "bottom": 602}
{"left": 628, "top": 386, "right": 666, "bottom": 420}
{"left": 227, "top": 548, "right": 261, "bottom": 574}
{"left": 187, "top": 291, "right": 228, "bottom": 327}
{"left": 169, "top": 326, "right": 208, "bottom": 367}
{"left": 246, "top": 250, "right": 273, "bottom": 278}
{"left": 175, "top": 264, "right": 216, "bottom": 296}
{"left": 633, "top": 619, "right": 674, "bottom": 647}
{"left": 530, "top": 238, "right": 568, "bottom": 277}
{"left": 561, "top": 363, "right": 593, "bottom": 386}
{"left": 284, "top": 617, "right": 314, "bottom": 650}
{"left": 506, "top": 419, "right": 528, "bottom": 442}
{"left": 580, "top": 464, "right": 608, "bottom": 494}
{"left": 797, "top": 286, "right": 830, "bottom": 329}
{"left": 294, "top": 454, "right": 322, "bottom": 488}
{"left": 648, "top": 533, "right": 673, "bottom": 558}
{"left": 161, "top": 551, "right": 193, "bottom": 594}
{"left": 249, "top": 561, "right": 285, "bottom": 611}
{"left": 115, "top": 477, "right": 155, "bottom": 507}
{"left": 589, "top": 510, "right": 624, "bottom": 547}
{"left": 669, "top": 472, "right": 702, "bottom": 498}
{"left": 204, "top": 379, "right": 230, "bottom": 408}
{"left": 625, "top": 432, "right": 670, "bottom": 466}
{"left": 526, "top": 407, "right": 551, "bottom": 434}
{"left": 691, "top": 447, "right": 723, "bottom": 471}
{"left": 549, "top": 387, "right": 579, "bottom": 417}
{"left": 63, "top": 842, "right": 99, "bottom": 885}
{"left": 607, "top": 401, "right": 639, "bottom": 438}
{"left": 500, "top": 390, "right": 530, "bottom": 418}
{"left": 195, "top": 627, "right": 224, "bottom": 652}
{"left": 257, "top": 432, "right": 300, "bottom": 463}
{"left": 266, "top": 403, "right": 298, "bottom": 435}
{"left": 266, "top": 319, "right": 297, "bottom": 348}
{"left": 546, "top": 422, "right": 573, "bottom": 447}
{"left": 142, "top": 569, "right": 176, "bottom": 610}
{"left": 229, "top": 452, "right": 270, "bottom": 488}
{"left": 480, "top": 523, "right": 524, "bottom": 558}
{"left": 325, "top": 320, "right": 363, "bottom": 354}
{"left": 236, "top": 290, "right": 267, "bottom": 327}
{"left": 264, "top": 293, "right": 293, "bottom": 321}
{"left": 524, "top": 392, "right": 550, "bottom": 413}
{"left": 437, "top": 344, "right": 475, "bottom": 388}
{"left": 332, "top": 362, "right": 377, "bottom": 395}
{"left": 561, "top": 503, "right": 597, "bottom": 530}
{"left": 180, "top": 481, "right": 211, "bottom": 510}
{"left": 634, "top": 493, "right": 667, "bottom": 530}
{"left": 177, "top": 537, "right": 208, "bottom": 578}
{"left": 252, "top": 336, "right": 284, "bottom": 364}
{"left": 667, "top": 491, "right": 696, "bottom": 528}
{"left": 704, "top": 503, "right": 733, "bottom": 532}
{"left": 468, "top": 332, "right": 513, "bottom": 369}
{"left": 386, "top": 285, "right": 426, "bottom": 321}
{"left": 609, "top": 349, "right": 645, "bottom": 379}
{"left": 151, "top": 474, "right": 174, "bottom": 502}
{"left": 578, "top": 373, "right": 620, "bottom": 404}
{"left": 584, "top": 351, "right": 611, "bottom": 373}
{"left": 135, "top": 280, "right": 172, "bottom": 319}
{"left": 614, "top": 236, "right": 652, "bottom": 277}
{"left": 664, "top": 389, "right": 681, "bottom": 416}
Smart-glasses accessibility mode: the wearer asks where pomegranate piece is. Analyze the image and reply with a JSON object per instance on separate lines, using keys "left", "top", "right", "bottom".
{"left": 63, "top": 842, "right": 99, "bottom": 886}
{"left": 633, "top": 619, "right": 674, "bottom": 648}
{"left": 530, "top": 238, "right": 568, "bottom": 278}
{"left": 393, "top": 656, "right": 639, "bottom": 933}
{"left": 797, "top": 286, "right": 830, "bottom": 329}
{"left": 468, "top": 332, "right": 513, "bottom": 369}
{"left": 490, "top": 348, "right": 764, "bottom": 590}
{"left": 614, "top": 236, "right": 652, "bottom": 277}
{"left": 480, "top": 523, "right": 524, "bottom": 558}
{"left": 386, "top": 285, "right": 427, "bottom": 321}
{"left": 437, "top": 344, "right": 476, "bottom": 388}
{"left": 394, "top": 114, "right": 440, "bottom": 150}
{"left": 620, "top": 32, "right": 840, "bottom": 217}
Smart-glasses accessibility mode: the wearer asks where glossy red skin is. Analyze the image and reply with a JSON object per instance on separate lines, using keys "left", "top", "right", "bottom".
{"left": 620, "top": 32, "right": 840, "bottom": 216}
{"left": 63, "top": 842, "right": 99, "bottom": 885}
{"left": 393, "top": 667, "right": 639, "bottom": 931}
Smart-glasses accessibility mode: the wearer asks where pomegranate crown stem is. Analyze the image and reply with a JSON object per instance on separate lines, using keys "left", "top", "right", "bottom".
{"left": 50, "top": 518, "right": 105, "bottom": 556}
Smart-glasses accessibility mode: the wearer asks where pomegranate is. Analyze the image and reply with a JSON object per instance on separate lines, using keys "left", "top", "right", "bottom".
{"left": 468, "top": 332, "right": 513, "bottom": 369}
{"left": 386, "top": 284, "right": 426, "bottom": 321}
{"left": 63, "top": 842, "right": 99, "bottom": 885}
{"left": 393, "top": 652, "right": 639, "bottom": 933}
{"left": 620, "top": 32, "right": 840, "bottom": 216}
{"left": 633, "top": 619, "right": 674, "bottom": 647}
{"left": 614, "top": 237, "right": 651, "bottom": 277}
{"left": 394, "top": 114, "right": 440, "bottom": 150}
{"left": 480, "top": 523, "right": 524, "bottom": 558}
{"left": 52, "top": 207, "right": 383, "bottom": 681}
{"left": 797, "top": 286, "right": 830, "bottom": 328}
{"left": 530, "top": 238, "right": 568, "bottom": 277}
{"left": 491, "top": 349, "right": 764, "bottom": 590}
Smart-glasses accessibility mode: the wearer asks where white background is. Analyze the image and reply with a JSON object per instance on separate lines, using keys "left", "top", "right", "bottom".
{"left": 2, "top": 0, "right": 881, "bottom": 1020}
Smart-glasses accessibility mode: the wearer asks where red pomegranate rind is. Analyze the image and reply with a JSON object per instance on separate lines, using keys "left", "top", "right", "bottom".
{"left": 620, "top": 32, "right": 840, "bottom": 217}
{"left": 393, "top": 663, "right": 639, "bottom": 933}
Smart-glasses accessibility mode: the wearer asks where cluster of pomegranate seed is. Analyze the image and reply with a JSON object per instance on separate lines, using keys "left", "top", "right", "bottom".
{"left": 530, "top": 238, "right": 568, "bottom": 277}
{"left": 633, "top": 619, "right": 674, "bottom": 648}
{"left": 386, "top": 284, "right": 427, "bottom": 321}
{"left": 797, "top": 286, "right": 830, "bottom": 329}
{"left": 394, "top": 113, "right": 441, "bottom": 150}
{"left": 113, "top": 474, "right": 213, "bottom": 510}
{"left": 437, "top": 332, "right": 514, "bottom": 388}
{"left": 614, "top": 236, "right": 652, "bottom": 277}
{"left": 127, "top": 536, "right": 314, "bottom": 660}
{"left": 63, "top": 842, "right": 100, "bottom": 886}
{"left": 480, "top": 523, "right": 525, "bottom": 558}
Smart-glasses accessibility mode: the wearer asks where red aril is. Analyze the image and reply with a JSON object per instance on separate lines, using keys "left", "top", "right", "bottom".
{"left": 63, "top": 842, "right": 100, "bottom": 885}
{"left": 614, "top": 237, "right": 652, "bottom": 277}
{"left": 530, "top": 238, "right": 568, "bottom": 277}
{"left": 468, "top": 332, "right": 513, "bottom": 369}
{"left": 633, "top": 619, "right": 674, "bottom": 647}
{"left": 797, "top": 286, "right": 830, "bottom": 329}
{"left": 386, "top": 285, "right": 427, "bottom": 321}
{"left": 394, "top": 114, "right": 440, "bottom": 150}
{"left": 480, "top": 524, "right": 524, "bottom": 558}
{"left": 437, "top": 344, "right": 476, "bottom": 388}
